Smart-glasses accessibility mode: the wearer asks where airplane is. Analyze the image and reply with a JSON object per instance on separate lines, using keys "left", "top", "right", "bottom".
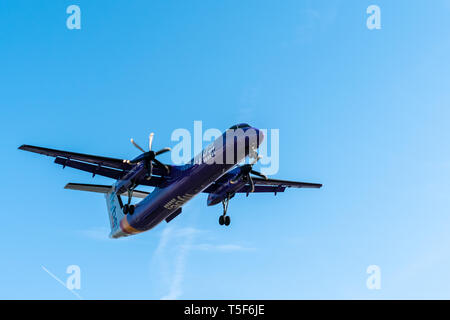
{"left": 18, "top": 123, "right": 322, "bottom": 239}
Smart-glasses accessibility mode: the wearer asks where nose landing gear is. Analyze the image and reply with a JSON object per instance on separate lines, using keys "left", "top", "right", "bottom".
{"left": 219, "top": 195, "right": 231, "bottom": 226}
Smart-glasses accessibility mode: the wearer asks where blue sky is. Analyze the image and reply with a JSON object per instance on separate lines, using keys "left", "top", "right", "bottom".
{"left": 1, "top": 0, "right": 450, "bottom": 299}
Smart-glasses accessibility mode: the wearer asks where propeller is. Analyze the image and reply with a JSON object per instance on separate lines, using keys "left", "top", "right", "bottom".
{"left": 230, "top": 155, "right": 267, "bottom": 193}
{"left": 125, "top": 133, "right": 171, "bottom": 179}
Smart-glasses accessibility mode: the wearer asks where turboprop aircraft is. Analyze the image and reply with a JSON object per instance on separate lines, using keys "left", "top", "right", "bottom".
{"left": 19, "top": 123, "right": 322, "bottom": 238}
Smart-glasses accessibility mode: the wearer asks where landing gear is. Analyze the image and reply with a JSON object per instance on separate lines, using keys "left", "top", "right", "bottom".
{"left": 219, "top": 213, "right": 231, "bottom": 226}
{"left": 122, "top": 204, "right": 135, "bottom": 215}
{"left": 123, "top": 184, "right": 136, "bottom": 215}
{"left": 219, "top": 195, "right": 231, "bottom": 226}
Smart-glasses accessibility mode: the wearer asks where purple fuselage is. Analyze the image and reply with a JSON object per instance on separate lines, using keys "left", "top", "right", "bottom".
{"left": 116, "top": 126, "right": 263, "bottom": 235}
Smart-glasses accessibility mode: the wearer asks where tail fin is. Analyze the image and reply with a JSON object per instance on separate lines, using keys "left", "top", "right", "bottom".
{"left": 105, "top": 189, "right": 126, "bottom": 237}
{"left": 64, "top": 183, "right": 149, "bottom": 238}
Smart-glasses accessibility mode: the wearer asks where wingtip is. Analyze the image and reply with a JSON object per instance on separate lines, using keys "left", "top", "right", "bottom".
{"left": 18, "top": 144, "right": 34, "bottom": 151}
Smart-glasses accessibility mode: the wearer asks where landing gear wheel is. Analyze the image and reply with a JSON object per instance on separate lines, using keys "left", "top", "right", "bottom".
{"left": 219, "top": 194, "right": 232, "bottom": 226}
{"left": 124, "top": 186, "right": 135, "bottom": 215}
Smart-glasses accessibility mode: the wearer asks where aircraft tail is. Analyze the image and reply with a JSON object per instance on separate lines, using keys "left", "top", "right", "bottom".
{"left": 64, "top": 183, "right": 149, "bottom": 238}
{"left": 104, "top": 188, "right": 126, "bottom": 237}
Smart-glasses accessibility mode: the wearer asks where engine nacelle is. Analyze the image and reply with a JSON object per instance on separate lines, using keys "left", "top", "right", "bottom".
{"left": 206, "top": 169, "right": 246, "bottom": 206}
{"left": 114, "top": 162, "right": 146, "bottom": 193}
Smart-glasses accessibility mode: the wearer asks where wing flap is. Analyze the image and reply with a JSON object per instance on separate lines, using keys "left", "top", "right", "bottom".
{"left": 55, "top": 157, "right": 167, "bottom": 186}
{"left": 55, "top": 157, "right": 124, "bottom": 180}
{"left": 19, "top": 144, "right": 171, "bottom": 181}
{"left": 203, "top": 177, "right": 322, "bottom": 194}
{"left": 251, "top": 177, "right": 322, "bottom": 189}
{"left": 237, "top": 185, "right": 286, "bottom": 193}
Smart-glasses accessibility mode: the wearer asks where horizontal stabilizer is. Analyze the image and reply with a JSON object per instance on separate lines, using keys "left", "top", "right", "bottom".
{"left": 64, "top": 183, "right": 150, "bottom": 199}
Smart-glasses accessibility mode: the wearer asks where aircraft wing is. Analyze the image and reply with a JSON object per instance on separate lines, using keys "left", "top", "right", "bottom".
{"left": 18, "top": 144, "right": 170, "bottom": 185}
{"left": 18, "top": 145, "right": 131, "bottom": 170}
{"left": 249, "top": 177, "right": 323, "bottom": 189}
{"left": 236, "top": 185, "right": 287, "bottom": 193}
{"left": 203, "top": 177, "right": 322, "bottom": 194}
{"left": 235, "top": 178, "right": 322, "bottom": 193}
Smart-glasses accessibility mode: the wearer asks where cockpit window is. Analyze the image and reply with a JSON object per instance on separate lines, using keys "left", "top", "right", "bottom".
{"left": 229, "top": 123, "right": 251, "bottom": 130}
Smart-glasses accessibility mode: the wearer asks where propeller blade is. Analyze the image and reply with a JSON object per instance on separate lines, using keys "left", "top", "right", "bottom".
{"left": 153, "top": 158, "right": 170, "bottom": 175}
{"left": 145, "top": 159, "right": 153, "bottom": 180}
{"left": 250, "top": 169, "right": 267, "bottom": 180}
{"left": 149, "top": 133, "right": 154, "bottom": 151}
{"left": 250, "top": 155, "right": 262, "bottom": 165}
{"left": 131, "top": 138, "right": 146, "bottom": 153}
{"left": 249, "top": 174, "right": 255, "bottom": 193}
{"left": 155, "top": 147, "right": 171, "bottom": 156}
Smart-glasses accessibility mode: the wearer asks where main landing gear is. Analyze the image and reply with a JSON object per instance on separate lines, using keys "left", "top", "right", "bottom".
{"left": 123, "top": 186, "right": 135, "bottom": 215}
{"left": 123, "top": 203, "right": 134, "bottom": 215}
{"left": 219, "top": 195, "right": 231, "bottom": 226}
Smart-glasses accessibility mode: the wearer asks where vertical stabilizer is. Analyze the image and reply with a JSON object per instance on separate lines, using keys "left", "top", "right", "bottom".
{"left": 105, "top": 189, "right": 127, "bottom": 238}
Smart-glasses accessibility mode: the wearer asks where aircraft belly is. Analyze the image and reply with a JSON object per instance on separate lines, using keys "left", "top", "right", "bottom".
{"left": 118, "top": 135, "right": 248, "bottom": 235}
{"left": 124, "top": 163, "right": 232, "bottom": 232}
